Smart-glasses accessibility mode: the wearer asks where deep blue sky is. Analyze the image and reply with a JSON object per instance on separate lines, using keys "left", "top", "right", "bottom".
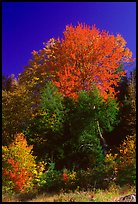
{"left": 2, "top": 2, "right": 136, "bottom": 77}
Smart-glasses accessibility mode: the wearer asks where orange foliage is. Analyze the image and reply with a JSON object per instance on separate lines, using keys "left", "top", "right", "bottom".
{"left": 3, "top": 158, "right": 31, "bottom": 192}
{"left": 46, "top": 23, "right": 134, "bottom": 99}
{"left": 2, "top": 133, "right": 37, "bottom": 193}
{"left": 19, "top": 23, "right": 134, "bottom": 101}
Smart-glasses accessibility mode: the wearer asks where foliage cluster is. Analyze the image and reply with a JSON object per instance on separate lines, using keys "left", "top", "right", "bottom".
{"left": 2, "top": 133, "right": 37, "bottom": 194}
{"left": 104, "top": 133, "right": 136, "bottom": 186}
{"left": 116, "top": 134, "right": 136, "bottom": 185}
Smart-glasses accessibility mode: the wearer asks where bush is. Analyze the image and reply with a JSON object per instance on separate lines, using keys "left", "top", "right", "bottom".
{"left": 76, "top": 169, "right": 94, "bottom": 189}
{"left": 33, "top": 160, "right": 47, "bottom": 191}
{"left": 62, "top": 168, "right": 78, "bottom": 191}
{"left": 103, "top": 134, "right": 136, "bottom": 186}
{"left": 38, "top": 162, "right": 63, "bottom": 192}
{"left": 116, "top": 134, "right": 136, "bottom": 185}
{"left": 37, "top": 163, "right": 79, "bottom": 192}
{"left": 2, "top": 133, "right": 37, "bottom": 195}
{"left": 76, "top": 166, "right": 112, "bottom": 190}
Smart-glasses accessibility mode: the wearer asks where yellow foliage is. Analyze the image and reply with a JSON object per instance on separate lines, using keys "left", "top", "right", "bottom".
{"left": 34, "top": 77, "right": 39, "bottom": 80}
{"left": 105, "top": 134, "right": 136, "bottom": 175}
{"left": 2, "top": 133, "right": 37, "bottom": 193}
{"left": 69, "top": 171, "right": 77, "bottom": 180}
{"left": 118, "top": 134, "right": 136, "bottom": 168}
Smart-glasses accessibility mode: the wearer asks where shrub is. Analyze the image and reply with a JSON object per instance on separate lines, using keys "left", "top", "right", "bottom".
{"left": 62, "top": 168, "right": 78, "bottom": 191}
{"left": 38, "top": 162, "right": 63, "bottom": 192}
{"left": 116, "top": 134, "right": 136, "bottom": 185}
{"left": 37, "top": 163, "right": 79, "bottom": 192}
{"left": 103, "top": 152, "right": 118, "bottom": 188}
{"left": 76, "top": 167, "right": 110, "bottom": 190}
{"left": 2, "top": 133, "right": 37, "bottom": 195}
{"left": 33, "top": 160, "right": 47, "bottom": 190}
{"left": 76, "top": 169, "right": 93, "bottom": 189}
{"left": 103, "top": 134, "right": 136, "bottom": 186}
{"left": 3, "top": 158, "right": 33, "bottom": 194}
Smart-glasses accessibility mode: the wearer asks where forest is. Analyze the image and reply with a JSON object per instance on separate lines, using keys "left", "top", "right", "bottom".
{"left": 2, "top": 23, "right": 136, "bottom": 202}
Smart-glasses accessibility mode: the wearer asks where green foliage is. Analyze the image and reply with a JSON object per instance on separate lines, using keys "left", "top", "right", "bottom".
{"left": 77, "top": 126, "right": 105, "bottom": 169}
{"left": 108, "top": 69, "right": 136, "bottom": 147}
{"left": 33, "top": 160, "right": 47, "bottom": 190}
{"left": 38, "top": 162, "right": 63, "bottom": 192}
{"left": 23, "top": 82, "right": 66, "bottom": 161}
{"left": 36, "top": 163, "right": 79, "bottom": 192}
{"left": 98, "top": 97, "right": 119, "bottom": 132}
{"left": 73, "top": 88, "right": 119, "bottom": 137}
{"left": 117, "top": 165, "right": 136, "bottom": 186}
{"left": 63, "top": 88, "right": 119, "bottom": 169}
{"left": 40, "top": 81, "right": 65, "bottom": 133}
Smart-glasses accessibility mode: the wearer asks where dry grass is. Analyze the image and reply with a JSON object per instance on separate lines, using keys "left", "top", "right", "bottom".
{"left": 2, "top": 183, "right": 136, "bottom": 202}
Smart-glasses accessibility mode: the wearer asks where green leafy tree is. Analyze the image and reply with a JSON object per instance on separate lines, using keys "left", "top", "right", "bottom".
{"left": 57, "top": 88, "right": 119, "bottom": 170}
{"left": 24, "top": 81, "right": 66, "bottom": 162}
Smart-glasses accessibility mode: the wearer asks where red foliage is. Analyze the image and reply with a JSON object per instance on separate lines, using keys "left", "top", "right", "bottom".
{"left": 63, "top": 172, "right": 69, "bottom": 183}
{"left": 119, "top": 102, "right": 123, "bottom": 107}
{"left": 47, "top": 23, "right": 134, "bottom": 100}
{"left": 3, "top": 157, "right": 31, "bottom": 192}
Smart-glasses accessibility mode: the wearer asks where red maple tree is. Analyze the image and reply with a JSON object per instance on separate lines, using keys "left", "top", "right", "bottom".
{"left": 20, "top": 23, "right": 134, "bottom": 101}
{"left": 45, "top": 23, "right": 134, "bottom": 100}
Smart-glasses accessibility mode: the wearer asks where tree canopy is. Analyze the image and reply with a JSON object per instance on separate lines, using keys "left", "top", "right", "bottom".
{"left": 19, "top": 23, "right": 134, "bottom": 100}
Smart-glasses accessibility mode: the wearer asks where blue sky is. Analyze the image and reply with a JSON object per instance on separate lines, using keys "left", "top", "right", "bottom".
{"left": 2, "top": 2, "right": 136, "bottom": 77}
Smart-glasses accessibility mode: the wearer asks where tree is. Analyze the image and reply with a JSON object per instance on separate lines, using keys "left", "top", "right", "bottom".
{"left": 57, "top": 88, "right": 119, "bottom": 169}
{"left": 2, "top": 84, "right": 33, "bottom": 145}
{"left": 19, "top": 23, "right": 134, "bottom": 101}
{"left": 104, "top": 68, "right": 136, "bottom": 148}
{"left": 2, "top": 133, "right": 37, "bottom": 194}
{"left": 23, "top": 81, "right": 66, "bottom": 162}
{"left": 47, "top": 23, "right": 134, "bottom": 99}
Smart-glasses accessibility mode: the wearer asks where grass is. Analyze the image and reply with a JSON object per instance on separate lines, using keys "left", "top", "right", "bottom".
{"left": 2, "top": 183, "right": 136, "bottom": 202}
